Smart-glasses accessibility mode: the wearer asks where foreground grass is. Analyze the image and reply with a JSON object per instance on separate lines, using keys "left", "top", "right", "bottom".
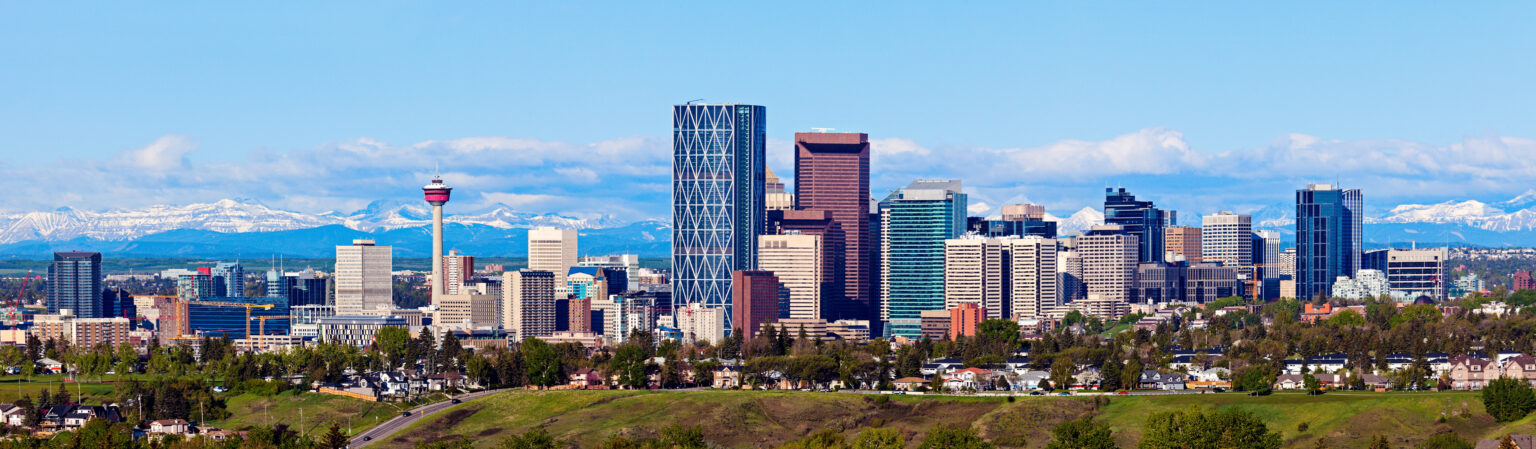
{"left": 382, "top": 389, "right": 1536, "bottom": 449}
{"left": 216, "top": 390, "right": 453, "bottom": 438}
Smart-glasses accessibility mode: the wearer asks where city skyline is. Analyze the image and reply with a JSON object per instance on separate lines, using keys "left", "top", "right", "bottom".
{"left": 4, "top": 3, "right": 1536, "bottom": 223}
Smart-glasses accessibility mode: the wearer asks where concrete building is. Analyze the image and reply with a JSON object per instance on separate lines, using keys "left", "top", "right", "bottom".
{"left": 334, "top": 240, "right": 392, "bottom": 315}
{"left": 32, "top": 313, "right": 130, "bottom": 348}
{"left": 1078, "top": 225, "right": 1139, "bottom": 304}
{"left": 1187, "top": 264, "right": 1242, "bottom": 303}
{"left": 764, "top": 167, "right": 795, "bottom": 212}
{"left": 1058, "top": 249, "right": 1084, "bottom": 302}
{"left": 1280, "top": 248, "right": 1297, "bottom": 278}
{"left": 672, "top": 303, "right": 726, "bottom": 345}
{"left": 794, "top": 131, "right": 873, "bottom": 325}
{"left": 759, "top": 233, "right": 824, "bottom": 319}
{"left": 48, "top": 252, "right": 103, "bottom": 318}
{"left": 732, "top": 270, "right": 781, "bottom": 339}
{"left": 880, "top": 179, "right": 967, "bottom": 338}
{"left": 568, "top": 297, "right": 592, "bottom": 333}
{"left": 1010, "top": 237, "right": 1060, "bottom": 319}
{"left": 1201, "top": 211, "right": 1252, "bottom": 267}
{"left": 1001, "top": 204, "right": 1046, "bottom": 221}
{"left": 948, "top": 302, "right": 985, "bottom": 340}
{"left": 1164, "top": 226, "right": 1202, "bottom": 264}
{"left": 1386, "top": 248, "right": 1449, "bottom": 300}
{"left": 919, "top": 310, "right": 951, "bottom": 341}
{"left": 436, "top": 293, "right": 497, "bottom": 329}
{"left": 1333, "top": 269, "right": 1389, "bottom": 300}
{"left": 578, "top": 254, "right": 640, "bottom": 287}
{"left": 502, "top": 270, "right": 556, "bottom": 339}
{"left": 528, "top": 227, "right": 578, "bottom": 293}
{"left": 1296, "top": 184, "right": 1363, "bottom": 299}
{"left": 944, "top": 236, "right": 1011, "bottom": 320}
{"left": 442, "top": 250, "right": 474, "bottom": 295}
{"left": 672, "top": 104, "right": 766, "bottom": 332}
{"left": 318, "top": 315, "right": 408, "bottom": 348}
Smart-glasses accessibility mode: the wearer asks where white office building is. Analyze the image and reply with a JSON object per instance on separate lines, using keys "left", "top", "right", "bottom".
{"left": 334, "top": 240, "right": 392, "bottom": 315}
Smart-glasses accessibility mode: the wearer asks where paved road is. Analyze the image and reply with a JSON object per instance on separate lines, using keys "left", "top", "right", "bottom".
{"left": 350, "top": 389, "right": 507, "bottom": 448}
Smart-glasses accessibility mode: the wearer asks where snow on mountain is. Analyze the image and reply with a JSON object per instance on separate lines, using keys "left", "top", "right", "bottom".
{"left": 1501, "top": 189, "right": 1536, "bottom": 210}
{"left": 1250, "top": 204, "right": 1294, "bottom": 228}
{"left": 1047, "top": 207, "right": 1104, "bottom": 235}
{"left": 0, "top": 198, "right": 633, "bottom": 244}
{"left": 1376, "top": 197, "right": 1536, "bottom": 232}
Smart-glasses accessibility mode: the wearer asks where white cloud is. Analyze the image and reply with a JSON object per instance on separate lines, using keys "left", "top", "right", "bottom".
{"left": 120, "top": 134, "right": 196, "bottom": 172}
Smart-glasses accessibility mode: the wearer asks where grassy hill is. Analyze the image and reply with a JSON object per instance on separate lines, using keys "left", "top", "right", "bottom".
{"left": 380, "top": 389, "right": 1536, "bottom": 449}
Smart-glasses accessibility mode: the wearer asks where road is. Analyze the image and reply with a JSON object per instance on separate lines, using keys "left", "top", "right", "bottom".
{"left": 350, "top": 388, "right": 506, "bottom": 448}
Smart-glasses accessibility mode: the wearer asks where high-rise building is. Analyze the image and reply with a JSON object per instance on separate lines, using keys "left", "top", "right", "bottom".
{"left": 948, "top": 302, "right": 986, "bottom": 340}
{"left": 1516, "top": 271, "right": 1536, "bottom": 292}
{"left": 568, "top": 296, "right": 592, "bottom": 333}
{"left": 335, "top": 240, "right": 392, "bottom": 315}
{"left": 764, "top": 167, "right": 795, "bottom": 212}
{"left": 502, "top": 269, "right": 556, "bottom": 339}
{"left": 1077, "top": 225, "right": 1139, "bottom": 303}
{"left": 528, "top": 227, "right": 577, "bottom": 292}
{"left": 177, "top": 270, "right": 212, "bottom": 300}
{"left": 794, "top": 131, "right": 871, "bottom": 323}
{"left": 1295, "top": 184, "right": 1363, "bottom": 300}
{"left": 443, "top": 250, "right": 474, "bottom": 295}
{"left": 1103, "top": 187, "right": 1172, "bottom": 263}
{"left": 672, "top": 104, "right": 766, "bottom": 331}
{"left": 1201, "top": 211, "right": 1252, "bottom": 267}
{"left": 1001, "top": 204, "right": 1046, "bottom": 221}
{"left": 1254, "top": 230, "right": 1282, "bottom": 279}
{"left": 968, "top": 216, "right": 1057, "bottom": 239}
{"left": 48, "top": 252, "right": 103, "bottom": 318}
{"left": 1386, "top": 248, "right": 1448, "bottom": 301}
{"left": 267, "top": 268, "right": 329, "bottom": 307}
{"left": 211, "top": 262, "right": 244, "bottom": 298}
{"left": 770, "top": 209, "right": 841, "bottom": 311}
{"left": 1280, "top": 248, "right": 1297, "bottom": 278}
{"left": 879, "top": 180, "right": 967, "bottom": 338}
{"left": 731, "top": 270, "right": 781, "bottom": 339}
{"left": 1009, "top": 237, "right": 1060, "bottom": 319}
{"left": 943, "top": 236, "right": 1010, "bottom": 320}
{"left": 1164, "top": 226, "right": 1202, "bottom": 264}
{"left": 672, "top": 303, "right": 727, "bottom": 345}
{"left": 1057, "top": 249, "right": 1084, "bottom": 302}
{"left": 578, "top": 254, "right": 640, "bottom": 288}
{"left": 758, "top": 233, "right": 824, "bottom": 319}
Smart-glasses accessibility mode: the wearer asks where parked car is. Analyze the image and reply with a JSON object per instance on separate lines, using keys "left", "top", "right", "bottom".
{"left": 451, "top": 398, "right": 461, "bottom": 404}
{"left": 1116, "top": 391, "right": 1129, "bottom": 395}
{"left": 212, "top": 386, "right": 228, "bottom": 393}
{"left": 1029, "top": 391, "right": 1043, "bottom": 396}
{"left": 401, "top": 411, "right": 412, "bottom": 417}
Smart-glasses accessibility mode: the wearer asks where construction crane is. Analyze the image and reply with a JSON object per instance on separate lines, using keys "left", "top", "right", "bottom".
{"left": 247, "top": 315, "right": 292, "bottom": 352}
{"left": 7, "top": 271, "right": 32, "bottom": 327}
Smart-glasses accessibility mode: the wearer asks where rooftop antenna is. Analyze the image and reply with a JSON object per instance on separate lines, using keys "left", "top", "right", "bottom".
{"left": 685, "top": 98, "right": 704, "bottom": 105}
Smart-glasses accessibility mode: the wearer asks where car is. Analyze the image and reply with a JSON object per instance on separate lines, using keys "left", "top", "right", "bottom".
{"left": 451, "top": 398, "right": 461, "bottom": 404}
{"left": 211, "top": 386, "right": 228, "bottom": 393}
{"left": 363, "top": 436, "right": 372, "bottom": 442}
{"left": 401, "top": 411, "right": 412, "bottom": 417}
{"left": 1212, "top": 387, "right": 1226, "bottom": 393}
{"left": 1116, "top": 391, "right": 1129, "bottom": 395}
{"left": 1029, "top": 391, "right": 1043, "bottom": 396}
{"left": 1057, "top": 392, "right": 1071, "bottom": 396}
{"left": 799, "top": 388, "right": 812, "bottom": 392}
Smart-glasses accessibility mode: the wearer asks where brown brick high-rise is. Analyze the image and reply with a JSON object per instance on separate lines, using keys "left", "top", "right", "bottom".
{"left": 794, "top": 132, "right": 871, "bottom": 323}
{"left": 732, "top": 270, "right": 781, "bottom": 339}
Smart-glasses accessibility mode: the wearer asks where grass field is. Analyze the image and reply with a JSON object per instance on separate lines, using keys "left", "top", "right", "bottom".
{"left": 379, "top": 389, "right": 1536, "bottom": 449}
{"left": 214, "top": 390, "right": 445, "bottom": 438}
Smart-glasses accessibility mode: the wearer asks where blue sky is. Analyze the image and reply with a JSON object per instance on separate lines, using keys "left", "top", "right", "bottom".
{"left": 3, "top": 2, "right": 1535, "bottom": 221}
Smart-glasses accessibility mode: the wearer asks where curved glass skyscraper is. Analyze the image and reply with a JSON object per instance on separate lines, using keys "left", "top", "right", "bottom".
{"left": 672, "top": 104, "right": 766, "bottom": 332}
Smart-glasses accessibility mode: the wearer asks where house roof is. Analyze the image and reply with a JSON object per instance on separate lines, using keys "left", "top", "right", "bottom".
{"left": 151, "top": 419, "right": 189, "bottom": 426}
{"left": 893, "top": 377, "right": 928, "bottom": 383}
{"left": 951, "top": 368, "right": 991, "bottom": 374}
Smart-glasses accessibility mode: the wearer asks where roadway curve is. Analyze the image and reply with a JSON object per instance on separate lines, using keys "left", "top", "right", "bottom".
{"left": 350, "top": 389, "right": 507, "bottom": 448}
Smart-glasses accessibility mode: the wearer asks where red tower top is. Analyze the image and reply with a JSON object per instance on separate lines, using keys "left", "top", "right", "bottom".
{"left": 423, "top": 176, "right": 452, "bottom": 206}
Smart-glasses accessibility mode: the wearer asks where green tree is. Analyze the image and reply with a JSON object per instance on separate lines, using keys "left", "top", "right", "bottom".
{"left": 1418, "top": 432, "right": 1473, "bottom": 449}
{"left": 1369, "top": 435, "right": 1393, "bottom": 449}
{"left": 1138, "top": 408, "right": 1281, "bottom": 449}
{"left": 918, "top": 424, "right": 994, "bottom": 449}
{"left": 1100, "top": 357, "right": 1123, "bottom": 391}
{"left": 1049, "top": 359, "right": 1075, "bottom": 390}
{"left": 780, "top": 428, "right": 846, "bottom": 449}
{"left": 610, "top": 344, "right": 650, "bottom": 389}
{"left": 1483, "top": 377, "right": 1536, "bottom": 422}
{"left": 849, "top": 428, "right": 905, "bottom": 449}
{"left": 497, "top": 427, "right": 561, "bottom": 449}
{"left": 321, "top": 422, "right": 350, "bottom": 449}
{"left": 522, "top": 338, "right": 565, "bottom": 387}
{"left": 1303, "top": 373, "right": 1322, "bottom": 395}
{"left": 1328, "top": 309, "right": 1367, "bottom": 327}
{"left": 1045, "top": 417, "right": 1116, "bottom": 449}
{"left": 374, "top": 326, "right": 411, "bottom": 370}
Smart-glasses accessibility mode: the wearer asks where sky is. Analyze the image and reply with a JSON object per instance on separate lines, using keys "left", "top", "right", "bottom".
{"left": 3, "top": 2, "right": 1535, "bottom": 222}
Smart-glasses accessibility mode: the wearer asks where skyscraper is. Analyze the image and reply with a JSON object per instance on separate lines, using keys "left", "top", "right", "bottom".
{"left": 1254, "top": 230, "right": 1282, "bottom": 279}
{"left": 1295, "top": 184, "right": 1363, "bottom": 299}
{"left": 1103, "top": 187, "right": 1172, "bottom": 263}
{"left": 672, "top": 103, "right": 766, "bottom": 331}
{"left": 943, "top": 236, "right": 1011, "bottom": 320}
{"left": 528, "top": 227, "right": 577, "bottom": 291}
{"left": 334, "top": 239, "right": 393, "bottom": 315}
{"left": 1009, "top": 237, "right": 1060, "bottom": 320}
{"left": 879, "top": 180, "right": 967, "bottom": 338}
{"left": 48, "top": 252, "right": 102, "bottom": 318}
{"left": 731, "top": 270, "right": 781, "bottom": 339}
{"left": 1164, "top": 226, "right": 1202, "bottom": 264}
{"left": 211, "top": 262, "right": 244, "bottom": 298}
{"left": 502, "top": 269, "right": 556, "bottom": 339}
{"left": 794, "top": 132, "right": 871, "bottom": 323}
{"left": 443, "top": 250, "right": 474, "bottom": 295}
{"left": 1078, "top": 225, "right": 1139, "bottom": 304}
{"left": 1201, "top": 211, "right": 1252, "bottom": 267}
{"left": 758, "top": 232, "right": 823, "bottom": 319}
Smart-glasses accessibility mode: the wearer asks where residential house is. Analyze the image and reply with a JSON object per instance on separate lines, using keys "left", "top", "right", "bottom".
{"left": 892, "top": 377, "right": 929, "bottom": 391}
{"left": 920, "top": 358, "right": 964, "bottom": 377}
{"left": 148, "top": 419, "right": 191, "bottom": 435}
{"left": 943, "top": 368, "right": 994, "bottom": 391}
{"left": 712, "top": 366, "right": 742, "bottom": 389}
{"left": 0, "top": 404, "right": 25, "bottom": 427}
{"left": 569, "top": 369, "right": 604, "bottom": 388}
{"left": 1499, "top": 354, "right": 1536, "bottom": 387}
{"left": 1449, "top": 355, "right": 1495, "bottom": 390}
{"left": 1474, "top": 435, "right": 1536, "bottom": 449}
{"left": 1016, "top": 370, "right": 1051, "bottom": 390}
{"left": 1274, "top": 374, "right": 1308, "bottom": 390}
{"left": 1072, "top": 368, "right": 1102, "bottom": 390}
{"left": 1137, "top": 371, "right": 1186, "bottom": 390}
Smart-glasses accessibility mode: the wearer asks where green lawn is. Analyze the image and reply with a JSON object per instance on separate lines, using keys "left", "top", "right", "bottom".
{"left": 379, "top": 389, "right": 1532, "bottom": 449}
{"left": 214, "top": 390, "right": 440, "bottom": 438}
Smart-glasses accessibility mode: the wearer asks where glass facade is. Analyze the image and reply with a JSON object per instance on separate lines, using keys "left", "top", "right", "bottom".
{"left": 1104, "top": 188, "right": 1172, "bottom": 263}
{"left": 186, "top": 297, "right": 290, "bottom": 339}
{"left": 879, "top": 180, "right": 967, "bottom": 339}
{"left": 672, "top": 104, "right": 766, "bottom": 332}
{"left": 1295, "top": 184, "right": 1363, "bottom": 299}
{"left": 48, "top": 252, "right": 103, "bottom": 318}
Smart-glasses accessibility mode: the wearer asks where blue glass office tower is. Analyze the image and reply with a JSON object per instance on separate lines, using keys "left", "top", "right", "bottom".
{"left": 1104, "top": 188, "right": 1173, "bottom": 263}
{"left": 212, "top": 262, "right": 244, "bottom": 298}
{"left": 879, "top": 180, "right": 967, "bottom": 339}
{"left": 187, "top": 296, "right": 289, "bottom": 339}
{"left": 672, "top": 104, "right": 766, "bottom": 331}
{"left": 48, "top": 252, "right": 103, "bottom": 318}
{"left": 1295, "top": 184, "right": 1363, "bottom": 300}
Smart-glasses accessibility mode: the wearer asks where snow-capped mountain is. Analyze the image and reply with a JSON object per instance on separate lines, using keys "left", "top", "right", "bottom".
{"left": 0, "top": 198, "right": 634, "bottom": 245}
{"left": 1375, "top": 196, "right": 1536, "bottom": 232}
{"left": 1047, "top": 207, "right": 1105, "bottom": 235}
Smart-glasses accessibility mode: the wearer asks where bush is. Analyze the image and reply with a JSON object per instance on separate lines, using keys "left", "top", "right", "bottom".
{"left": 1297, "top": 421, "right": 1309, "bottom": 432}
{"left": 1483, "top": 377, "right": 1536, "bottom": 422}
{"left": 1418, "top": 432, "right": 1473, "bottom": 449}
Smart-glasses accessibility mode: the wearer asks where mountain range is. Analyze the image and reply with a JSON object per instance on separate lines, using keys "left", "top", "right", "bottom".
{"left": 3, "top": 191, "right": 1535, "bottom": 259}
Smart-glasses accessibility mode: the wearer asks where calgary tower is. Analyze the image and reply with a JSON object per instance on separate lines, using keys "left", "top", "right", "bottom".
{"left": 423, "top": 174, "right": 452, "bottom": 304}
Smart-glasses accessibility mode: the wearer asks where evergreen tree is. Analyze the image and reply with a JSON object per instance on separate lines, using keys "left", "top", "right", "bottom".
{"left": 1045, "top": 417, "right": 1115, "bottom": 449}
